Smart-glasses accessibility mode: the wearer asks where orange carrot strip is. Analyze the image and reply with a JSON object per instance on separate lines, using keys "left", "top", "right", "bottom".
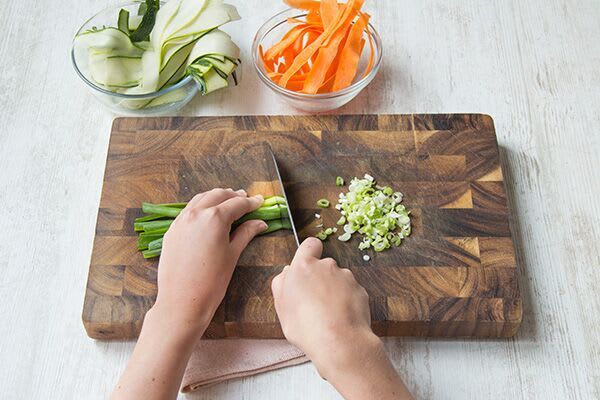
{"left": 259, "top": 45, "right": 275, "bottom": 73}
{"left": 322, "top": 0, "right": 361, "bottom": 47}
{"left": 265, "top": 25, "right": 311, "bottom": 60}
{"left": 332, "top": 12, "right": 369, "bottom": 91}
{"left": 320, "top": 0, "right": 339, "bottom": 28}
{"left": 282, "top": 47, "right": 297, "bottom": 68}
{"left": 280, "top": 0, "right": 359, "bottom": 88}
{"left": 286, "top": 80, "right": 305, "bottom": 91}
{"left": 302, "top": 23, "right": 351, "bottom": 93}
{"left": 302, "top": 1, "right": 360, "bottom": 93}
{"left": 317, "top": 25, "right": 349, "bottom": 93}
{"left": 284, "top": 0, "right": 320, "bottom": 10}
{"left": 361, "top": 12, "right": 375, "bottom": 78}
{"left": 306, "top": 9, "right": 322, "bottom": 24}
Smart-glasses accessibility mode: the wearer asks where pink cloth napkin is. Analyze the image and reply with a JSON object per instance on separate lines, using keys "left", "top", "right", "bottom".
{"left": 181, "top": 339, "right": 308, "bottom": 392}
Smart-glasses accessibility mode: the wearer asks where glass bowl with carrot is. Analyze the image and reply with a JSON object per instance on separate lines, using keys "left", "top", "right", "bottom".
{"left": 252, "top": 0, "right": 382, "bottom": 112}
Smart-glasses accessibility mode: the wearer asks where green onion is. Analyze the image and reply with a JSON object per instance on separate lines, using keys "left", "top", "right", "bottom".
{"left": 141, "top": 227, "right": 171, "bottom": 235}
{"left": 315, "top": 226, "right": 337, "bottom": 241}
{"left": 134, "top": 214, "right": 168, "bottom": 223}
{"left": 142, "top": 248, "right": 162, "bottom": 259}
{"left": 147, "top": 237, "right": 163, "bottom": 251}
{"left": 141, "top": 202, "right": 181, "bottom": 218}
{"left": 156, "top": 202, "right": 187, "bottom": 208}
{"left": 336, "top": 176, "right": 345, "bottom": 186}
{"left": 335, "top": 174, "right": 411, "bottom": 252}
{"left": 317, "top": 199, "right": 330, "bottom": 208}
{"left": 134, "top": 219, "right": 173, "bottom": 232}
{"left": 261, "top": 196, "right": 287, "bottom": 207}
{"left": 137, "top": 233, "right": 163, "bottom": 250}
{"left": 261, "top": 219, "right": 292, "bottom": 235}
{"left": 235, "top": 204, "right": 288, "bottom": 225}
{"left": 135, "top": 196, "right": 292, "bottom": 259}
{"left": 316, "top": 231, "right": 328, "bottom": 240}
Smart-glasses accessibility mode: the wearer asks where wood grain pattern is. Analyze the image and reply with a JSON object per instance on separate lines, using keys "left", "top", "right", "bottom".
{"left": 3, "top": 1, "right": 600, "bottom": 399}
{"left": 83, "top": 114, "right": 522, "bottom": 339}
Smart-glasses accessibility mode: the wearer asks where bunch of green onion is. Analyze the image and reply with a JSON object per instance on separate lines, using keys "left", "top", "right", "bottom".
{"left": 135, "top": 196, "right": 291, "bottom": 259}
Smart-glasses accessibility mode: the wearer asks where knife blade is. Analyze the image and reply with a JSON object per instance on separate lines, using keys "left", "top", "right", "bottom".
{"left": 269, "top": 148, "right": 300, "bottom": 248}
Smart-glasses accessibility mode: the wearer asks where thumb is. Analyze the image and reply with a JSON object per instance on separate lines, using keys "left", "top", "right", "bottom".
{"left": 230, "top": 219, "right": 268, "bottom": 256}
{"left": 292, "top": 237, "right": 323, "bottom": 264}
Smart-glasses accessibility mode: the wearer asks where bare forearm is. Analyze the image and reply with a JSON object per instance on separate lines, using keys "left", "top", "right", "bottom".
{"left": 317, "top": 332, "right": 414, "bottom": 400}
{"left": 111, "top": 305, "right": 208, "bottom": 400}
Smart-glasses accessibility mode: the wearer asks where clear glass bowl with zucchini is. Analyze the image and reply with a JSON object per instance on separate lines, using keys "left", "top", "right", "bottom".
{"left": 71, "top": 0, "right": 241, "bottom": 115}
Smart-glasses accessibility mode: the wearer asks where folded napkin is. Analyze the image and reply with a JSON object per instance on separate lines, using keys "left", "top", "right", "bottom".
{"left": 181, "top": 339, "right": 308, "bottom": 392}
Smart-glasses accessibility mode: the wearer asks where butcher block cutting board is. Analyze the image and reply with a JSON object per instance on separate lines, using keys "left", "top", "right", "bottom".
{"left": 83, "top": 114, "right": 522, "bottom": 340}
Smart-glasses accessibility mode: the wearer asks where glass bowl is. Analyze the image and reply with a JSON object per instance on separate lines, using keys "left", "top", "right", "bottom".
{"left": 71, "top": 2, "right": 198, "bottom": 116}
{"left": 252, "top": 8, "right": 382, "bottom": 113}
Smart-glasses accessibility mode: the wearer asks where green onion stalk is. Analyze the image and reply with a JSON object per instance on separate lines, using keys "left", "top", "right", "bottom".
{"left": 135, "top": 196, "right": 291, "bottom": 259}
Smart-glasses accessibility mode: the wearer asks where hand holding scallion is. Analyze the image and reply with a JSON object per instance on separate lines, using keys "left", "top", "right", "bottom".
{"left": 152, "top": 189, "right": 268, "bottom": 328}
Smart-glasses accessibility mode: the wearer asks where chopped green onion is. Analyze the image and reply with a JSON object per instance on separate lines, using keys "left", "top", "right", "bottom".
{"left": 336, "top": 176, "right": 345, "bottom": 186}
{"left": 316, "top": 231, "right": 328, "bottom": 240}
{"left": 338, "top": 232, "right": 351, "bottom": 242}
{"left": 315, "top": 226, "right": 337, "bottom": 241}
{"left": 335, "top": 174, "right": 411, "bottom": 251}
{"left": 317, "top": 199, "right": 330, "bottom": 208}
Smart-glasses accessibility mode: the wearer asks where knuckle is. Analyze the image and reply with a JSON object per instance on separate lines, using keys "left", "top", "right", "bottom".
{"left": 191, "top": 193, "right": 204, "bottom": 202}
{"left": 360, "top": 287, "right": 369, "bottom": 299}
{"left": 205, "top": 207, "right": 223, "bottom": 221}
{"left": 321, "top": 257, "right": 338, "bottom": 268}
{"left": 183, "top": 207, "right": 201, "bottom": 220}
{"left": 342, "top": 268, "right": 354, "bottom": 278}
{"left": 209, "top": 188, "right": 226, "bottom": 196}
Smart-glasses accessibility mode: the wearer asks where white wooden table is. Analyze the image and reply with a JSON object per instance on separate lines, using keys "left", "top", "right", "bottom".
{"left": 1, "top": 0, "right": 599, "bottom": 398}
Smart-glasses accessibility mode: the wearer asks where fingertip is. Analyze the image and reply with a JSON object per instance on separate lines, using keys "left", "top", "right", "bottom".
{"left": 304, "top": 237, "right": 322, "bottom": 247}
{"left": 256, "top": 219, "right": 269, "bottom": 232}
{"left": 295, "top": 237, "right": 323, "bottom": 260}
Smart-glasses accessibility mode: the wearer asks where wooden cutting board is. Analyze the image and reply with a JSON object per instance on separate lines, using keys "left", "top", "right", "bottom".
{"left": 83, "top": 114, "right": 522, "bottom": 339}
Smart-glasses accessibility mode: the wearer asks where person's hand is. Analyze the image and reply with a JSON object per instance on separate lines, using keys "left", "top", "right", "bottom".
{"left": 271, "top": 237, "right": 376, "bottom": 375}
{"left": 152, "top": 188, "right": 266, "bottom": 333}
{"left": 271, "top": 238, "right": 414, "bottom": 400}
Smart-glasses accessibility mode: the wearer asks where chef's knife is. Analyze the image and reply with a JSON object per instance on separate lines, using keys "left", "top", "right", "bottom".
{"left": 269, "top": 148, "right": 300, "bottom": 248}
